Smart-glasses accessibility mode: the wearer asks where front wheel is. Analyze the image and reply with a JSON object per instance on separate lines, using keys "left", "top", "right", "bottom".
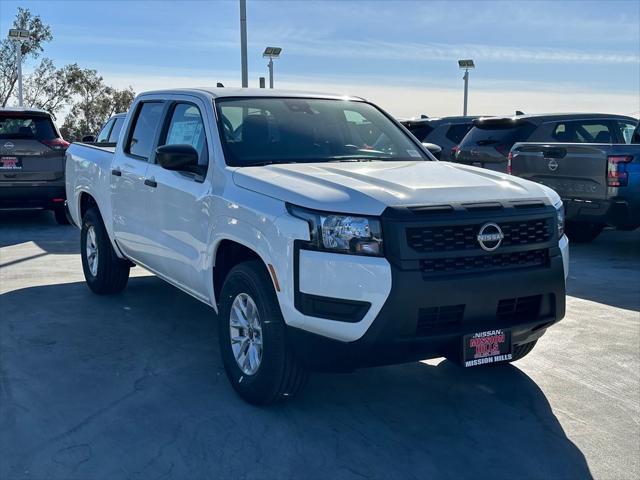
{"left": 218, "top": 260, "right": 308, "bottom": 405}
{"left": 565, "top": 221, "right": 604, "bottom": 243}
{"left": 509, "top": 340, "right": 538, "bottom": 362}
{"left": 81, "top": 208, "right": 130, "bottom": 294}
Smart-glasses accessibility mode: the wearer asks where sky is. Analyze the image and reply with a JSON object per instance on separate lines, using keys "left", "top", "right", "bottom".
{"left": 1, "top": 0, "right": 639, "bottom": 119}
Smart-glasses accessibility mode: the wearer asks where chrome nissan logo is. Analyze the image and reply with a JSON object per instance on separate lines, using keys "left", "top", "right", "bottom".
{"left": 548, "top": 159, "right": 559, "bottom": 171}
{"left": 477, "top": 222, "right": 504, "bottom": 251}
{"left": 3, "top": 142, "right": 14, "bottom": 149}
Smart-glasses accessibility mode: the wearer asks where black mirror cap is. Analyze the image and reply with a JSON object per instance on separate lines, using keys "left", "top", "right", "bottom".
{"left": 82, "top": 135, "right": 95, "bottom": 143}
{"left": 156, "top": 144, "right": 199, "bottom": 171}
{"left": 422, "top": 142, "right": 442, "bottom": 159}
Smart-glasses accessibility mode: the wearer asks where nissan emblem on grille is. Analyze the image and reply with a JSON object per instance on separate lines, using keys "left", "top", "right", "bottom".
{"left": 477, "top": 222, "right": 504, "bottom": 251}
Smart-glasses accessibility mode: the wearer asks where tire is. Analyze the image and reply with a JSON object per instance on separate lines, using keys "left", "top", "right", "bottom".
{"left": 510, "top": 340, "right": 538, "bottom": 362}
{"left": 218, "top": 260, "right": 308, "bottom": 405}
{"left": 565, "top": 221, "right": 605, "bottom": 243}
{"left": 81, "top": 208, "right": 130, "bottom": 294}
{"left": 53, "top": 206, "right": 70, "bottom": 225}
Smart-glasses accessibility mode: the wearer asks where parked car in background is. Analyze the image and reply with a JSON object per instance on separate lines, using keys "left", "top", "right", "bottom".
{"left": 66, "top": 88, "right": 568, "bottom": 405}
{"left": 401, "top": 115, "right": 481, "bottom": 159}
{"left": 82, "top": 112, "right": 126, "bottom": 144}
{"left": 510, "top": 122, "right": 640, "bottom": 242}
{"left": 0, "top": 107, "right": 70, "bottom": 224}
{"left": 454, "top": 113, "right": 638, "bottom": 173}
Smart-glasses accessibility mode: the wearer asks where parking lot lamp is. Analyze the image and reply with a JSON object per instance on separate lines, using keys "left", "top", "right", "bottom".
{"left": 8, "top": 29, "right": 30, "bottom": 107}
{"left": 458, "top": 59, "right": 475, "bottom": 116}
{"left": 263, "top": 47, "right": 282, "bottom": 89}
{"left": 239, "top": 0, "right": 248, "bottom": 88}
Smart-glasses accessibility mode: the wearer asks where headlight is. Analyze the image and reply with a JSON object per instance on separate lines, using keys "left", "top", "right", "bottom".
{"left": 288, "top": 204, "right": 383, "bottom": 256}
{"left": 555, "top": 202, "right": 565, "bottom": 238}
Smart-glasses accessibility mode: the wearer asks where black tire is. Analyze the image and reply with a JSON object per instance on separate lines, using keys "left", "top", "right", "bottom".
{"left": 53, "top": 206, "right": 70, "bottom": 225}
{"left": 565, "top": 221, "right": 605, "bottom": 243}
{"left": 510, "top": 340, "right": 538, "bottom": 362}
{"left": 81, "top": 208, "right": 130, "bottom": 294}
{"left": 218, "top": 260, "right": 308, "bottom": 405}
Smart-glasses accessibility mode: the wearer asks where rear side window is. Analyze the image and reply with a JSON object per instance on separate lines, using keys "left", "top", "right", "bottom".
{"left": 403, "top": 123, "right": 435, "bottom": 142}
{"left": 108, "top": 117, "right": 125, "bottom": 143}
{"left": 445, "top": 123, "right": 473, "bottom": 144}
{"left": 96, "top": 118, "right": 114, "bottom": 143}
{"left": 126, "top": 102, "right": 164, "bottom": 159}
{"left": 617, "top": 121, "right": 637, "bottom": 144}
{"left": 0, "top": 115, "right": 57, "bottom": 140}
{"left": 160, "top": 103, "right": 208, "bottom": 166}
{"left": 552, "top": 121, "right": 615, "bottom": 143}
{"left": 461, "top": 121, "right": 536, "bottom": 148}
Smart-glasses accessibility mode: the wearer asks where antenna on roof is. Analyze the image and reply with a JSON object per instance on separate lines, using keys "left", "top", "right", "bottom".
{"left": 515, "top": 110, "right": 524, "bottom": 115}
{"left": 217, "top": 82, "right": 225, "bottom": 88}
{"left": 420, "top": 114, "right": 428, "bottom": 119}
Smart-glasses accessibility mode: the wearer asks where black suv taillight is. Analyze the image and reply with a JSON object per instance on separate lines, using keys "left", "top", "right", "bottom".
{"left": 40, "top": 138, "right": 70, "bottom": 151}
{"left": 607, "top": 155, "right": 633, "bottom": 187}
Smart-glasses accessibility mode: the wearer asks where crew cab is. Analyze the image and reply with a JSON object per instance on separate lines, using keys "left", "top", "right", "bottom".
{"left": 510, "top": 122, "right": 640, "bottom": 242}
{"left": 65, "top": 88, "right": 569, "bottom": 405}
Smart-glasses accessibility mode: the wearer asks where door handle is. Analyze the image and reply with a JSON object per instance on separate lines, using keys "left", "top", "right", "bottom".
{"left": 111, "top": 169, "right": 122, "bottom": 176}
{"left": 144, "top": 178, "right": 157, "bottom": 188}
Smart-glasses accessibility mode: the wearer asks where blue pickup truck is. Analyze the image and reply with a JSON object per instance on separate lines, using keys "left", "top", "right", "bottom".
{"left": 509, "top": 122, "right": 640, "bottom": 242}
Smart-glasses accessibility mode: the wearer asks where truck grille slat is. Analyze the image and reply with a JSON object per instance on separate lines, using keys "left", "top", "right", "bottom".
{"left": 420, "top": 249, "right": 549, "bottom": 275}
{"left": 416, "top": 304, "right": 465, "bottom": 336}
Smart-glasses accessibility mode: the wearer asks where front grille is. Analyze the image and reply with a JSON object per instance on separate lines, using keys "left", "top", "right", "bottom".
{"left": 420, "top": 248, "right": 549, "bottom": 275}
{"left": 406, "top": 218, "right": 553, "bottom": 253}
{"left": 416, "top": 304, "right": 465, "bottom": 336}
{"left": 497, "top": 295, "right": 542, "bottom": 321}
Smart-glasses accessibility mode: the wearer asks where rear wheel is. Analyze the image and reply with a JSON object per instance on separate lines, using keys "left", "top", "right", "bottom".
{"left": 53, "top": 206, "right": 70, "bottom": 225}
{"left": 565, "top": 221, "right": 604, "bottom": 243}
{"left": 218, "top": 260, "right": 308, "bottom": 405}
{"left": 81, "top": 208, "right": 130, "bottom": 294}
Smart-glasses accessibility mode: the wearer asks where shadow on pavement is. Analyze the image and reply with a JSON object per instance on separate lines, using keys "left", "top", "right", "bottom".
{"left": 0, "top": 277, "right": 592, "bottom": 480}
{"left": 566, "top": 228, "right": 640, "bottom": 311}
{"left": 0, "top": 209, "right": 78, "bottom": 253}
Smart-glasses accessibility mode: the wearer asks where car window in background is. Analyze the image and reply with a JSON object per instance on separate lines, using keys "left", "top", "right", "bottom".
{"left": 0, "top": 115, "right": 57, "bottom": 140}
{"left": 216, "top": 97, "right": 430, "bottom": 167}
{"left": 161, "top": 103, "right": 208, "bottom": 166}
{"left": 445, "top": 124, "right": 473, "bottom": 144}
{"left": 96, "top": 118, "right": 114, "bottom": 143}
{"left": 617, "top": 121, "right": 637, "bottom": 144}
{"left": 108, "top": 117, "right": 126, "bottom": 143}
{"left": 405, "top": 123, "right": 435, "bottom": 142}
{"left": 461, "top": 121, "right": 536, "bottom": 151}
{"left": 553, "top": 121, "right": 614, "bottom": 143}
{"left": 632, "top": 124, "right": 640, "bottom": 144}
{"left": 126, "top": 102, "right": 164, "bottom": 159}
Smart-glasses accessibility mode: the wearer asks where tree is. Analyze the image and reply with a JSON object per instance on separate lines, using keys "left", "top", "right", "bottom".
{"left": 0, "top": 7, "right": 53, "bottom": 106}
{"left": 60, "top": 69, "right": 135, "bottom": 141}
{"left": 23, "top": 60, "right": 84, "bottom": 115}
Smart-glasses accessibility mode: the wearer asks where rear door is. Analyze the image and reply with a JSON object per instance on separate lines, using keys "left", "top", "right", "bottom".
{"left": 0, "top": 112, "right": 66, "bottom": 183}
{"left": 455, "top": 119, "right": 536, "bottom": 172}
{"left": 511, "top": 143, "right": 609, "bottom": 201}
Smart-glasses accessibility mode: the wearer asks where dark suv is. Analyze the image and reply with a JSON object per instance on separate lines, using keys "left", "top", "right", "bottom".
{"left": 454, "top": 113, "right": 637, "bottom": 172}
{"left": 401, "top": 116, "right": 481, "bottom": 159}
{"left": 0, "top": 108, "right": 70, "bottom": 224}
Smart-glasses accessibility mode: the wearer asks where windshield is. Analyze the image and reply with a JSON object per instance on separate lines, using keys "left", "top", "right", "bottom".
{"left": 0, "top": 114, "right": 57, "bottom": 140}
{"left": 215, "top": 97, "right": 430, "bottom": 167}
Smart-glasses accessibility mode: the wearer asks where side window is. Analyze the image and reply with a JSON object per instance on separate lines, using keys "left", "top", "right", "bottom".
{"left": 126, "top": 102, "right": 164, "bottom": 159}
{"left": 96, "top": 118, "right": 114, "bottom": 143}
{"left": 445, "top": 124, "right": 473, "bottom": 144}
{"left": 553, "top": 121, "right": 614, "bottom": 143}
{"left": 617, "top": 121, "right": 637, "bottom": 144}
{"left": 161, "top": 103, "right": 208, "bottom": 166}
{"left": 108, "top": 117, "right": 125, "bottom": 143}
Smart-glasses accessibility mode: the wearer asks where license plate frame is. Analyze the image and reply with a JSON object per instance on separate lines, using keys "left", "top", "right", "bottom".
{"left": 463, "top": 329, "right": 512, "bottom": 367}
{"left": 0, "top": 156, "right": 22, "bottom": 170}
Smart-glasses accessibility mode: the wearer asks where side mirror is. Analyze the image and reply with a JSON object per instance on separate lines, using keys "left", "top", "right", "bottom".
{"left": 422, "top": 142, "right": 442, "bottom": 160}
{"left": 156, "top": 144, "right": 200, "bottom": 173}
{"left": 82, "top": 135, "right": 95, "bottom": 143}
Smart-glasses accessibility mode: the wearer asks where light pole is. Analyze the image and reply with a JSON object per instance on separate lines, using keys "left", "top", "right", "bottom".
{"left": 239, "top": 0, "right": 248, "bottom": 88}
{"left": 8, "top": 29, "right": 30, "bottom": 107}
{"left": 263, "top": 47, "right": 282, "bottom": 89}
{"left": 458, "top": 59, "right": 475, "bottom": 116}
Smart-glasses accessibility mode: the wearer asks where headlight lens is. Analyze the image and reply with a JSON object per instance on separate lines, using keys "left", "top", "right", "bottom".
{"left": 555, "top": 202, "right": 565, "bottom": 238}
{"left": 288, "top": 204, "right": 383, "bottom": 256}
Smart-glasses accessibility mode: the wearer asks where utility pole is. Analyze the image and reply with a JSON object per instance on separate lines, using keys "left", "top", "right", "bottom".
{"left": 458, "top": 59, "right": 475, "bottom": 116}
{"left": 239, "top": 0, "right": 248, "bottom": 88}
{"left": 8, "top": 29, "right": 30, "bottom": 107}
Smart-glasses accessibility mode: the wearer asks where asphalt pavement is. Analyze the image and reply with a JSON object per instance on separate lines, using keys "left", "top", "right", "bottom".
{"left": 1, "top": 209, "right": 638, "bottom": 480}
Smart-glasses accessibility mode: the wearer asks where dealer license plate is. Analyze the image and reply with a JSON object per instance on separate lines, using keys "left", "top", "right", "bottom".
{"left": 463, "top": 329, "right": 512, "bottom": 367}
{"left": 0, "top": 157, "right": 21, "bottom": 170}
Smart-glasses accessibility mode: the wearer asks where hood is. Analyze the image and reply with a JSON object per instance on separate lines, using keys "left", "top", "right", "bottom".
{"left": 232, "top": 161, "right": 556, "bottom": 216}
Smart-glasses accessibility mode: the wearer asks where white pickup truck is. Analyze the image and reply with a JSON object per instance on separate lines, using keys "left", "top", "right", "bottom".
{"left": 65, "top": 88, "right": 569, "bottom": 404}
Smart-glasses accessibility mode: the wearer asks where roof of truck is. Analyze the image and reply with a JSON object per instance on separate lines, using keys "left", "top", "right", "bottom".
{"left": 476, "top": 112, "right": 637, "bottom": 123}
{"left": 139, "top": 87, "right": 367, "bottom": 101}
